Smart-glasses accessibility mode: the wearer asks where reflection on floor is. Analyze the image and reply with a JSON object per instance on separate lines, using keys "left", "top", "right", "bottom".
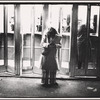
{"left": 22, "top": 61, "right": 70, "bottom": 78}
{"left": 0, "top": 60, "right": 70, "bottom": 78}
{"left": 22, "top": 66, "right": 70, "bottom": 79}
{"left": 0, "top": 71, "right": 15, "bottom": 76}
{"left": 88, "top": 62, "right": 96, "bottom": 69}
{"left": 0, "top": 60, "right": 97, "bottom": 78}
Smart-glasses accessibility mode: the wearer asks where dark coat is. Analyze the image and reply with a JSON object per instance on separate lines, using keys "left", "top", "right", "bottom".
{"left": 40, "top": 29, "right": 58, "bottom": 71}
{"left": 77, "top": 25, "right": 88, "bottom": 62}
{"left": 41, "top": 43, "right": 58, "bottom": 71}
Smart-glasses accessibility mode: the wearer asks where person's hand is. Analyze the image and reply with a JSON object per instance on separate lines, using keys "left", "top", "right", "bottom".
{"left": 43, "top": 43, "right": 49, "bottom": 48}
{"left": 56, "top": 44, "right": 61, "bottom": 48}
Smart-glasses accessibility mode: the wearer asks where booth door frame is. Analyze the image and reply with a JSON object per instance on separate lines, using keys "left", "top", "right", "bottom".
{"left": 70, "top": 4, "right": 100, "bottom": 78}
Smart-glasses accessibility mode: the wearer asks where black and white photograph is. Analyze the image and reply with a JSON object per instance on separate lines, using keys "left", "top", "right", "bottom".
{"left": 0, "top": 0, "right": 100, "bottom": 99}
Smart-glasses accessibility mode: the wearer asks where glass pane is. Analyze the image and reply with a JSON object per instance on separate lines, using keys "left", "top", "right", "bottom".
{"left": 77, "top": 6, "right": 87, "bottom": 69}
{"left": 62, "top": 5, "right": 72, "bottom": 34}
{"left": 61, "top": 5, "right": 72, "bottom": 71}
{"left": 34, "top": 5, "right": 43, "bottom": 33}
{"left": 90, "top": 6, "right": 99, "bottom": 36}
{"left": 62, "top": 36, "right": 70, "bottom": 48}
{"left": 49, "top": 5, "right": 60, "bottom": 32}
{"left": 0, "top": 5, "right": 4, "bottom": 66}
{"left": 8, "top": 5, "right": 14, "bottom": 33}
{"left": 34, "top": 34, "right": 42, "bottom": 62}
{"left": 88, "top": 6, "right": 99, "bottom": 69}
{"left": 20, "top": 5, "right": 33, "bottom": 71}
{"left": 20, "top": 5, "right": 32, "bottom": 33}
{"left": 78, "top": 6, "right": 87, "bottom": 30}
{"left": 34, "top": 35, "right": 42, "bottom": 69}
{"left": 7, "top": 5, "right": 15, "bottom": 72}
{"left": 34, "top": 5, "right": 43, "bottom": 72}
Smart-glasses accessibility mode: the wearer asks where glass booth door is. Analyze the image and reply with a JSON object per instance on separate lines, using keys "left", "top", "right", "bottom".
{"left": 20, "top": 4, "right": 99, "bottom": 78}
{"left": 0, "top": 5, "right": 5, "bottom": 73}
{"left": 7, "top": 5, "right": 15, "bottom": 73}
{"left": 72, "top": 5, "right": 99, "bottom": 77}
{"left": 48, "top": 5, "right": 72, "bottom": 78}
{"left": 0, "top": 5, "right": 15, "bottom": 75}
{"left": 60, "top": 5, "right": 72, "bottom": 77}
{"left": 20, "top": 5, "right": 33, "bottom": 75}
{"left": 20, "top": 5, "right": 43, "bottom": 77}
{"left": 20, "top": 4, "right": 73, "bottom": 78}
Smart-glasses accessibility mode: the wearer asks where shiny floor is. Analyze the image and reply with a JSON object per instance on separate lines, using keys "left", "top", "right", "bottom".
{"left": 0, "top": 77, "right": 99, "bottom": 98}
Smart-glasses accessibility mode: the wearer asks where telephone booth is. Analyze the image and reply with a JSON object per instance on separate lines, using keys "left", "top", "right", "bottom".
{"left": 70, "top": 4, "right": 100, "bottom": 78}
{"left": 0, "top": 4, "right": 100, "bottom": 78}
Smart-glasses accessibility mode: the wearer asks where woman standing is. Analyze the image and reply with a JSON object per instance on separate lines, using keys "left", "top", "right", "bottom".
{"left": 40, "top": 27, "right": 61, "bottom": 87}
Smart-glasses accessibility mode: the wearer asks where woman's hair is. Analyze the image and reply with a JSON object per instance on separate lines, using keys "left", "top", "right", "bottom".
{"left": 47, "top": 27, "right": 58, "bottom": 39}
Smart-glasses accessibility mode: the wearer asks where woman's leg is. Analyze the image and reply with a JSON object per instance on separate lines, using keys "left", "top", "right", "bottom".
{"left": 45, "top": 70, "right": 49, "bottom": 85}
{"left": 41, "top": 70, "right": 45, "bottom": 84}
{"left": 78, "top": 61, "right": 82, "bottom": 69}
{"left": 42, "top": 70, "right": 49, "bottom": 85}
{"left": 50, "top": 71, "right": 57, "bottom": 85}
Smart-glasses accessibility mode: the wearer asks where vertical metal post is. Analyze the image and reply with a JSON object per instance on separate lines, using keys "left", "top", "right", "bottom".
{"left": 69, "top": 4, "right": 78, "bottom": 77}
{"left": 97, "top": 5, "right": 100, "bottom": 78}
{"left": 42, "top": 4, "right": 49, "bottom": 32}
{"left": 14, "top": 4, "right": 21, "bottom": 75}
{"left": 58, "top": 7, "right": 62, "bottom": 69}
{"left": 85, "top": 4, "right": 91, "bottom": 75}
{"left": 32, "top": 6, "right": 35, "bottom": 70}
{"left": 4, "top": 5, "right": 8, "bottom": 70}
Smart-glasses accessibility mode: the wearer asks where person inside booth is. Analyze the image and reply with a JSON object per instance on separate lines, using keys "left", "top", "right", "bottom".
{"left": 77, "top": 16, "right": 97, "bottom": 69}
{"left": 77, "top": 24, "right": 88, "bottom": 69}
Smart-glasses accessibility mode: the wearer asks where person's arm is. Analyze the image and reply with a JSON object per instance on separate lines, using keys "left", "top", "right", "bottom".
{"left": 56, "top": 43, "right": 62, "bottom": 48}
{"left": 40, "top": 31, "right": 49, "bottom": 48}
{"left": 55, "top": 34, "right": 62, "bottom": 48}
